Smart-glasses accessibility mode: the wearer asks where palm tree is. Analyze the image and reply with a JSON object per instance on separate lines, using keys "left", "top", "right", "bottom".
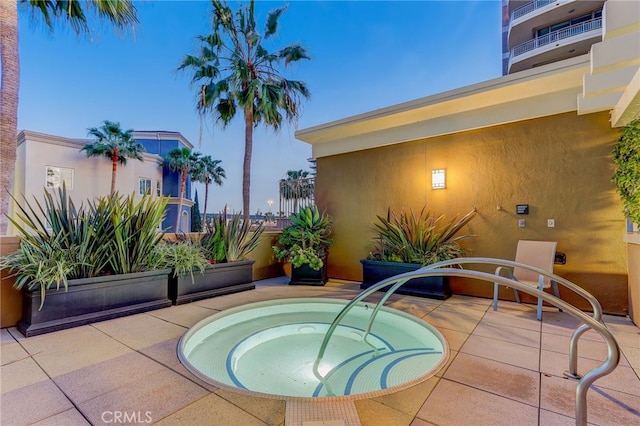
{"left": 164, "top": 147, "right": 201, "bottom": 233}
{"left": 178, "top": 0, "right": 310, "bottom": 220}
{"left": 0, "top": 0, "right": 138, "bottom": 235}
{"left": 280, "top": 169, "right": 314, "bottom": 214}
{"left": 191, "top": 155, "right": 226, "bottom": 230}
{"left": 81, "top": 120, "right": 145, "bottom": 194}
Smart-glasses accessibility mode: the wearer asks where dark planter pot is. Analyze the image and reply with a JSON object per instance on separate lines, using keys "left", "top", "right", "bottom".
{"left": 360, "top": 259, "right": 451, "bottom": 300}
{"left": 169, "top": 260, "right": 255, "bottom": 305}
{"left": 289, "top": 261, "right": 328, "bottom": 286}
{"left": 18, "top": 269, "right": 172, "bottom": 337}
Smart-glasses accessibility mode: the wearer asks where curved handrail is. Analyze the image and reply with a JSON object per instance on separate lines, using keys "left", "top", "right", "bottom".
{"left": 313, "top": 262, "right": 619, "bottom": 426}
{"left": 420, "top": 257, "right": 602, "bottom": 379}
{"left": 423, "top": 258, "right": 603, "bottom": 319}
{"left": 361, "top": 258, "right": 602, "bottom": 379}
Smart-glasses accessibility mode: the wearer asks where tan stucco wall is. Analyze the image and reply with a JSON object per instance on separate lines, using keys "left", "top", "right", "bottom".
{"left": 248, "top": 230, "right": 285, "bottom": 280}
{"left": 316, "top": 111, "right": 629, "bottom": 314}
{"left": 1, "top": 236, "right": 22, "bottom": 327}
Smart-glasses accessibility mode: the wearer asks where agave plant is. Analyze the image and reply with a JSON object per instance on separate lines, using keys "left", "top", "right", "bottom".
{"left": 369, "top": 206, "right": 477, "bottom": 265}
{"left": 200, "top": 206, "right": 265, "bottom": 263}
{"left": 273, "top": 205, "right": 334, "bottom": 270}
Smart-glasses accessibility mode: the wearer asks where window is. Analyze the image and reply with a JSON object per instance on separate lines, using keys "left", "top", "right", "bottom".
{"left": 139, "top": 178, "right": 152, "bottom": 195}
{"left": 156, "top": 181, "right": 162, "bottom": 197}
{"left": 46, "top": 166, "right": 74, "bottom": 189}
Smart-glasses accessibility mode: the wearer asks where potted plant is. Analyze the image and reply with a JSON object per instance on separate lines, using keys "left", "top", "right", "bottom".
{"left": 168, "top": 207, "right": 264, "bottom": 304}
{"left": 361, "top": 206, "right": 477, "bottom": 299}
{"left": 148, "top": 239, "right": 208, "bottom": 305}
{"left": 273, "top": 205, "right": 334, "bottom": 285}
{"left": 0, "top": 187, "right": 174, "bottom": 337}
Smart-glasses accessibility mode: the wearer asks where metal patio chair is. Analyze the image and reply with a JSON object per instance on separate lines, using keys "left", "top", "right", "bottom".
{"left": 493, "top": 240, "right": 559, "bottom": 320}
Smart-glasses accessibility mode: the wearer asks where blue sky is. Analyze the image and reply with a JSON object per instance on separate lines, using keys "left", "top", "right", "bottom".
{"left": 17, "top": 0, "right": 502, "bottom": 214}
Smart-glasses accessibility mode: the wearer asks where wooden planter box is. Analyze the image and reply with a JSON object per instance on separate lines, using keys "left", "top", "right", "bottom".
{"left": 169, "top": 260, "right": 255, "bottom": 305}
{"left": 360, "top": 259, "right": 451, "bottom": 300}
{"left": 289, "top": 261, "right": 328, "bottom": 286}
{"left": 18, "top": 269, "right": 172, "bottom": 337}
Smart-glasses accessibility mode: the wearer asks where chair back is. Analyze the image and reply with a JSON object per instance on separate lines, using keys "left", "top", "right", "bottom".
{"left": 513, "top": 240, "right": 557, "bottom": 288}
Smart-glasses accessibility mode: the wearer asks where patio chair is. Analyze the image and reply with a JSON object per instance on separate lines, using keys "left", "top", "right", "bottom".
{"left": 493, "top": 240, "right": 559, "bottom": 321}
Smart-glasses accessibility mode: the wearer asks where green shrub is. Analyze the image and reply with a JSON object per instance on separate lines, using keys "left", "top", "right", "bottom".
{"left": 612, "top": 118, "right": 640, "bottom": 224}
{"left": 147, "top": 240, "right": 209, "bottom": 283}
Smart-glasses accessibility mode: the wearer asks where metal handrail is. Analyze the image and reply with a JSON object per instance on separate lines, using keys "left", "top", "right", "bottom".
{"left": 313, "top": 260, "right": 619, "bottom": 426}
{"left": 421, "top": 257, "right": 602, "bottom": 379}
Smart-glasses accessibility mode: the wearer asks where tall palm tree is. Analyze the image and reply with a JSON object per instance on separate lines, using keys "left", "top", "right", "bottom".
{"left": 280, "top": 169, "right": 313, "bottom": 214}
{"left": 191, "top": 155, "right": 226, "bottom": 230}
{"left": 0, "top": 0, "right": 137, "bottom": 235}
{"left": 178, "top": 0, "right": 311, "bottom": 220}
{"left": 164, "top": 147, "right": 201, "bottom": 233}
{"left": 81, "top": 120, "right": 145, "bottom": 194}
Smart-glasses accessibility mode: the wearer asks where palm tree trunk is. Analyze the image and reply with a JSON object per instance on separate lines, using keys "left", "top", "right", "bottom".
{"left": 203, "top": 178, "right": 209, "bottom": 231}
{"left": 110, "top": 153, "right": 118, "bottom": 194}
{"left": 175, "top": 171, "right": 187, "bottom": 232}
{"left": 0, "top": 0, "right": 19, "bottom": 235}
{"left": 242, "top": 106, "right": 253, "bottom": 220}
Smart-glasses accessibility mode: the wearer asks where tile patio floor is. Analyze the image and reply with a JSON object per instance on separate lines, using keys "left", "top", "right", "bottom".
{"left": 1, "top": 277, "right": 639, "bottom": 425}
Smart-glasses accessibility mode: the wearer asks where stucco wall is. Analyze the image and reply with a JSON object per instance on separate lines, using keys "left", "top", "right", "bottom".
{"left": 247, "top": 230, "right": 285, "bottom": 280}
{"left": 31, "top": 141, "right": 160, "bottom": 200}
{"left": 315, "top": 111, "right": 629, "bottom": 314}
{"left": 1, "top": 237, "right": 22, "bottom": 327}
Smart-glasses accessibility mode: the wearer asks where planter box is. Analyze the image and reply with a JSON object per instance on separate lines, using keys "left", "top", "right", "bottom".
{"left": 169, "top": 260, "right": 255, "bottom": 305}
{"left": 289, "top": 262, "right": 328, "bottom": 286}
{"left": 18, "top": 269, "right": 172, "bottom": 337}
{"left": 360, "top": 259, "right": 451, "bottom": 300}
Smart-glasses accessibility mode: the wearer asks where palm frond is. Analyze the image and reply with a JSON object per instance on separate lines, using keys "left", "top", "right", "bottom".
{"left": 265, "top": 4, "right": 287, "bottom": 38}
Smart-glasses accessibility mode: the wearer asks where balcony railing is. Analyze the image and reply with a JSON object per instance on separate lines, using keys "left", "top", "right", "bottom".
{"left": 512, "top": 0, "right": 555, "bottom": 21}
{"left": 511, "top": 17, "right": 602, "bottom": 58}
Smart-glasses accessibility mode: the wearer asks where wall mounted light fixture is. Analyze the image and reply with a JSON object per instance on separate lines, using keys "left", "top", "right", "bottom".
{"left": 432, "top": 169, "right": 446, "bottom": 189}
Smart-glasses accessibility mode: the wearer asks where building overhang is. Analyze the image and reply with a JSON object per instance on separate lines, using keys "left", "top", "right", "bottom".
{"left": 297, "top": 56, "right": 589, "bottom": 158}
{"left": 17, "top": 130, "right": 88, "bottom": 149}
{"left": 298, "top": 0, "right": 639, "bottom": 158}
{"left": 17, "top": 130, "right": 164, "bottom": 163}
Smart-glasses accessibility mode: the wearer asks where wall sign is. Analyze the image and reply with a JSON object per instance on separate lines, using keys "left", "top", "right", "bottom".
{"left": 516, "top": 204, "right": 529, "bottom": 215}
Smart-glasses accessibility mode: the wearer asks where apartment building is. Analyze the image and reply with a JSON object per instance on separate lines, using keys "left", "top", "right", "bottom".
{"left": 502, "top": 0, "right": 606, "bottom": 74}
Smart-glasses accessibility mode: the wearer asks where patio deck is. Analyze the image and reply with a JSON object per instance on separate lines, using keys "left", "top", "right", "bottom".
{"left": 1, "top": 277, "right": 639, "bottom": 425}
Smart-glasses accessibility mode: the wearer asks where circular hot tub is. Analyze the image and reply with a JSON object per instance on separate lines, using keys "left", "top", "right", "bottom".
{"left": 178, "top": 298, "right": 449, "bottom": 399}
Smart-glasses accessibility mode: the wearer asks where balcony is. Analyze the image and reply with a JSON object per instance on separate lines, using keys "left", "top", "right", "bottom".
{"left": 508, "top": 17, "right": 602, "bottom": 73}
{"left": 508, "top": 0, "right": 604, "bottom": 47}
{"left": 512, "top": 0, "right": 556, "bottom": 21}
